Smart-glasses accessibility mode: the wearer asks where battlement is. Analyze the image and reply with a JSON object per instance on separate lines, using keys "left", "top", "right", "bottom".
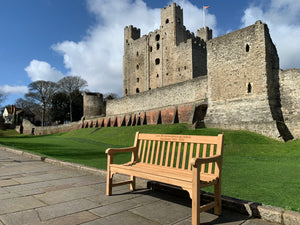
{"left": 124, "top": 25, "right": 140, "bottom": 44}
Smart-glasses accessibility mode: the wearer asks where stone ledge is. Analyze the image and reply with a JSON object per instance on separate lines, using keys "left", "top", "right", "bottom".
{"left": 283, "top": 210, "right": 300, "bottom": 225}
{"left": 1, "top": 146, "right": 299, "bottom": 225}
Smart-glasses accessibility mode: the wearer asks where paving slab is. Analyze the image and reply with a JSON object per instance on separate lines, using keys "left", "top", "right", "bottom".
{"left": 0, "top": 147, "right": 288, "bottom": 225}
{"left": 36, "top": 198, "right": 99, "bottom": 221}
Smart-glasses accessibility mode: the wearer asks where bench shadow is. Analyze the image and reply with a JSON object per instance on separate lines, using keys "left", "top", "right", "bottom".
{"left": 113, "top": 181, "right": 253, "bottom": 224}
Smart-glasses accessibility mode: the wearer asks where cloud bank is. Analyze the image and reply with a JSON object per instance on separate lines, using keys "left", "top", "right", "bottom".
{"left": 0, "top": 85, "right": 28, "bottom": 95}
{"left": 241, "top": 0, "right": 300, "bottom": 69}
{"left": 27, "top": 0, "right": 216, "bottom": 96}
{"left": 24, "top": 59, "right": 64, "bottom": 82}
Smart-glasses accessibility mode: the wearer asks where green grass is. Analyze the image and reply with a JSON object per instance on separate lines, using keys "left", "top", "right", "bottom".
{"left": 0, "top": 124, "right": 299, "bottom": 212}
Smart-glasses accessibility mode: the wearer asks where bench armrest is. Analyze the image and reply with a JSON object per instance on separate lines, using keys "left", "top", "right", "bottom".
{"left": 190, "top": 155, "right": 222, "bottom": 168}
{"left": 106, "top": 146, "right": 137, "bottom": 155}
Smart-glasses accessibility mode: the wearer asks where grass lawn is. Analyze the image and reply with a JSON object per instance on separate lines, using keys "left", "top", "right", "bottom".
{"left": 0, "top": 124, "right": 299, "bottom": 212}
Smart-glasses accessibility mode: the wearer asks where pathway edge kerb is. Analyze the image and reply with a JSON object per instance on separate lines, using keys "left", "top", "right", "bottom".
{"left": 1, "top": 146, "right": 299, "bottom": 225}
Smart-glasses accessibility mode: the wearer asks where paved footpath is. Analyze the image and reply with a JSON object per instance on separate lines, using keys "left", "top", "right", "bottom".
{"left": 0, "top": 149, "right": 278, "bottom": 225}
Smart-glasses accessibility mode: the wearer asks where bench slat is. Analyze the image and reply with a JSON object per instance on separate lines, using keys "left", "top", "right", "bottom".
{"left": 208, "top": 144, "right": 215, "bottom": 174}
{"left": 150, "top": 140, "right": 156, "bottom": 164}
{"left": 176, "top": 142, "right": 182, "bottom": 169}
{"left": 145, "top": 139, "right": 151, "bottom": 163}
{"left": 201, "top": 144, "right": 207, "bottom": 172}
{"left": 164, "top": 142, "right": 170, "bottom": 167}
{"left": 159, "top": 141, "right": 166, "bottom": 166}
{"left": 141, "top": 139, "right": 147, "bottom": 163}
{"left": 181, "top": 142, "right": 188, "bottom": 170}
{"left": 154, "top": 141, "right": 160, "bottom": 165}
{"left": 188, "top": 143, "right": 194, "bottom": 171}
{"left": 170, "top": 141, "right": 176, "bottom": 168}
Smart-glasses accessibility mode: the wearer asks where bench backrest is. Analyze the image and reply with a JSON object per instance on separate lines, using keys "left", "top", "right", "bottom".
{"left": 133, "top": 132, "right": 224, "bottom": 175}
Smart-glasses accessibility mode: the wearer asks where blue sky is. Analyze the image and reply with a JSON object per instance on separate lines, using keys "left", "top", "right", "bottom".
{"left": 1, "top": 0, "right": 300, "bottom": 107}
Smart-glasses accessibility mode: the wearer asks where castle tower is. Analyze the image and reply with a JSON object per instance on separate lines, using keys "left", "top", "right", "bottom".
{"left": 83, "top": 92, "right": 105, "bottom": 118}
{"left": 197, "top": 27, "right": 212, "bottom": 42}
{"left": 160, "top": 3, "right": 186, "bottom": 45}
{"left": 124, "top": 25, "right": 140, "bottom": 50}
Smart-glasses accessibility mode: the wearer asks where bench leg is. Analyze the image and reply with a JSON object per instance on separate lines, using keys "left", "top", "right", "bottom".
{"left": 106, "top": 155, "right": 113, "bottom": 196}
{"left": 214, "top": 180, "right": 222, "bottom": 215}
{"left": 192, "top": 166, "right": 200, "bottom": 225}
{"left": 130, "top": 175, "right": 136, "bottom": 191}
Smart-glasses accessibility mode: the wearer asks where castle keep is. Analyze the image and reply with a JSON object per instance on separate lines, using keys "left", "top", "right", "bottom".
{"left": 123, "top": 4, "right": 209, "bottom": 95}
{"left": 82, "top": 3, "right": 299, "bottom": 141}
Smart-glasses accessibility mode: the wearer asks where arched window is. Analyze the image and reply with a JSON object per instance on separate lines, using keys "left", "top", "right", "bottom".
{"left": 246, "top": 44, "right": 250, "bottom": 52}
{"left": 136, "top": 88, "right": 140, "bottom": 93}
{"left": 165, "top": 19, "right": 169, "bottom": 24}
{"left": 137, "top": 77, "right": 139, "bottom": 83}
{"left": 247, "top": 82, "right": 252, "bottom": 93}
{"left": 156, "top": 43, "right": 160, "bottom": 50}
{"left": 136, "top": 64, "right": 139, "bottom": 70}
{"left": 155, "top": 58, "right": 160, "bottom": 65}
{"left": 155, "top": 34, "right": 160, "bottom": 41}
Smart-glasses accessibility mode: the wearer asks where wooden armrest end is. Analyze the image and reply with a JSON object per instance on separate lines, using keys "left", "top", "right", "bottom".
{"left": 105, "top": 146, "right": 137, "bottom": 155}
{"left": 190, "top": 155, "right": 222, "bottom": 168}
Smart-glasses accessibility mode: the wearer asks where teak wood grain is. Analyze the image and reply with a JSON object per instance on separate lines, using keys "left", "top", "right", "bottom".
{"left": 106, "top": 132, "right": 224, "bottom": 225}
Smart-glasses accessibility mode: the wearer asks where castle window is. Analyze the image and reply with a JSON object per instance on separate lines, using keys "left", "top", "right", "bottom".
{"left": 247, "top": 83, "right": 252, "bottom": 93}
{"left": 136, "top": 64, "right": 139, "bottom": 70}
{"left": 149, "top": 46, "right": 153, "bottom": 52}
{"left": 137, "top": 77, "right": 139, "bottom": 83}
{"left": 125, "top": 89, "right": 128, "bottom": 95}
{"left": 136, "top": 51, "right": 139, "bottom": 56}
{"left": 246, "top": 44, "right": 250, "bottom": 52}
{"left": 166, "top": 73, "right": 169, "bottom": 76}
{"left": 165, "top": 19, "right": 169, "bottom": 24}
{"left": 178, "top": 67, "right": 180, "bottom": 72}
{"left": 184, "top": 66, "right": 187, "bottom": 70}
{"left": 156, "top": 74, "right": 159, "bottom": 78}
{"left": 136, "top": 88, "right": 140, "bottom": 93}
{"left": 155, "top": 34, "right": 160, "bottom": 41}
{"left": 155, "top": 58, "right": 160, "bottom": 65}
{"left": 156, "top": 43, "right": 160, "bottom": 50}
{"left": 149, "top": 88, "right": 151, "bottom": 90}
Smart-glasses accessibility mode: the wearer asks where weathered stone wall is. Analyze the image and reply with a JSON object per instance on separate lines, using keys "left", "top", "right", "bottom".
{"left": 83, "top": 92, "right": 105, "bottom": 119}
{"left": 280, "top": 69, "right": 300, "bottom": 139}
{"left": 107, "top": 76, "right": 207, "bottom": 116}
{"left": 204, "top": 21, "right": 293, "bottom": 141}
{"left": 22, "top": 119, "right": 82, "bottom": 135}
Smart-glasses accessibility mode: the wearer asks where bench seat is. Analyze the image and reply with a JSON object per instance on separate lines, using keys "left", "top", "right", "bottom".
{"left": 110, "top": 163, "right": 219, "bottom": 189}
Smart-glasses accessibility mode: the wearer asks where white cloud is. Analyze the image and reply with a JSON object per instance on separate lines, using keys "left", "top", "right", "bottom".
{"left": 24, "top": 59, "right": 64, "bottom": 82}
{"left": 0, "top": 85, "right": 28, "bottom": 95}
{"left": 241, "top": 0, "right": 300, "bottom": 69}
{"left": 52, "top": 0, "right": 216, "bottom": 96}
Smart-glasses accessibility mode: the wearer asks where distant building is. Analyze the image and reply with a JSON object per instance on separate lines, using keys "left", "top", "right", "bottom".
{"left": 2, "top": 105, "right": 35, "bottom": 125}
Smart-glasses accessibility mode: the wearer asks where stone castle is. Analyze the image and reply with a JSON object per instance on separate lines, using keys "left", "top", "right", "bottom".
{"left": 33, "top": 3, "right": 300, "bottom": 141}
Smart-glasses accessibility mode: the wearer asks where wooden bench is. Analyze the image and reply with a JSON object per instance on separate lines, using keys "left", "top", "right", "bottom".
{"left": 106, "top": 132, "right": 224, "bottom": 225}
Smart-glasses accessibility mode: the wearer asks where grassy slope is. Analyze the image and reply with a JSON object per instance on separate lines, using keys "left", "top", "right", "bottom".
{"left": 0, "top": 124, "right": 299, "bottom": 212}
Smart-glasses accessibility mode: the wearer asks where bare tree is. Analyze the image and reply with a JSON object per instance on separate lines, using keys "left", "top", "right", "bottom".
{"left": 57, "top": 76, "right": 87, "bottom": 122}
{"left": 25, "top": 80, "right": 58, "bottom": 126}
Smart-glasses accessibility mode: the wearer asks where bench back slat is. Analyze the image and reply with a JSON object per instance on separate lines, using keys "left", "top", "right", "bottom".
{"left": 135, "top": 133, "right": 224, "bottom": 176}
{"left": 163, "top": 142, "right": 171, "bottom": 166}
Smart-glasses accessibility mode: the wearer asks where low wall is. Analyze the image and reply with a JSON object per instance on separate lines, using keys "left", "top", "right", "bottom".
{"left": 82, "top": 101, "right": 207, "bottom": 129}
{"left": 106, "top": 76, "right": 208, "bottom": 116}
{"left": 21, "top": 119, "right": 82, "bottom": 135}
